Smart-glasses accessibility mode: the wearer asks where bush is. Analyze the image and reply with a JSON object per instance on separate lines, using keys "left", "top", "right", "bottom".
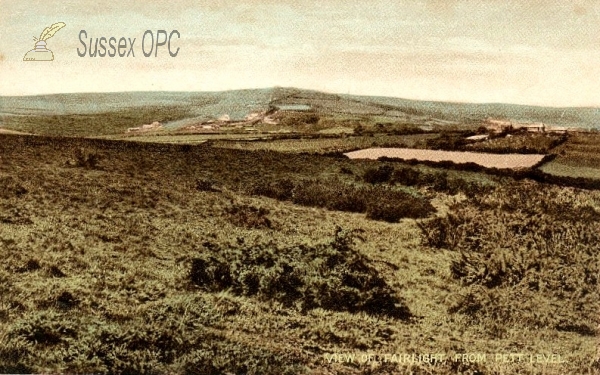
{"left": 0, "top": 176, "right": 27, "bottom": 199}
{"left": 225, "top": 203, "right": 273, "bottom": 229}
{"left": 292, "top": 180, "right": 368, "bottom": 213}
{"left": 189, "top": 229, "right": 412, "bottom": 319}
{"left": 425, "top": 132, "right": 468, "bottom": 151}
{"left": 250, "top": 177, "right": 435, "bottom": 222}
{"left": 72, "top": 147, "right": 101, "bottom": 169}
{"left": 7, "top": 300, "right": 300, "bottom": 375}
{"left": 467, "top": 133, "right": 567, "bottom": 154}
{"left": 390, "top": 167, "right": 421, "bottom": 186}
{"left": 366, "top": 190, "right": 435, "bottom": 222}
{"left": 363, "top": 165, "right": 394, "bottom": 184}
{"left": 419, "top": 182, "right": 600, "bottom": 334}
{"left": 195, "top": 178, "right": 219, "bottom": 192}
{"left": 249, "top": 178, "right": 295, "bottom": 201}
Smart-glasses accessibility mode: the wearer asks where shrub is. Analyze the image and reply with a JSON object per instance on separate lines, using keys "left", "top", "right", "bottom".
{"left": 0, "top": 206, "right": 33, "bottom": 225}
{"left": 189, "top": 229, "right": 412, "bottom": 319}
{"left": 390, "top": 167, "right": 421, "bottom": 186}
{"left": 425, "top": 132, "right": 468, "bottom": 151}
{"left": 12, "top": 311, "right": 77, "bottom": 346}
{"left": 225, "top": 203, "right": 273, "bottom": 229}
{"left": 363, "top": 165, "right": 394, "bottom": 184}
{"left": 366, "top": 190, "right": 435, "bottom": 222}
{"left": 420, "top": 182, "right": 600, "bottom": 334}
{"left": 72, "top": 147, "right": 101, "bottom": 169}
{"left": 0, "top": 176, "right": 27, "bottom": 199}
{"left": 250, "top": 177, "right": 435, "bottom": 222}
{"left": 292, "top": 180, "right": 368, "bottom": 213}
{"left": 195, "top": 178, "right": 220, "bottom": 192}
{"left": 249, "top": 178, "right": 295, "bottom": 201}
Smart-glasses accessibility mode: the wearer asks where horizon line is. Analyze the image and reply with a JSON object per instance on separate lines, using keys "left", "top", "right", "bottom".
{"left": 1, "top": 86, "right": 599, "bottom": 110}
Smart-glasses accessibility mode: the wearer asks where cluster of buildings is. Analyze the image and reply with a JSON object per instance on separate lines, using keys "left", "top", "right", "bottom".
{"left": 485, "top": 118, "right": 589, "bottom": 134}
{"left": 127, "top": 121, "right": 162, "bottom": 133}
{"left": 125, "top": 103, "right": 315, "bottom": 134}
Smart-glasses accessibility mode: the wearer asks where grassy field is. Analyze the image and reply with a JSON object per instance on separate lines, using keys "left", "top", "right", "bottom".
{"left": 211, "top": 134, "right": 436, "bottom": 154}
{"left": 539, "top": 133, "right": 600, "bottom": 179}
{"left": 0, "top": 134, "right": 598, "bottom": 374}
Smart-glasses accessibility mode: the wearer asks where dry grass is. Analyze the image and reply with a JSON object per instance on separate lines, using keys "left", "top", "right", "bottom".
{"left": 211, "top": 134, "right": 435, "bottom": 154}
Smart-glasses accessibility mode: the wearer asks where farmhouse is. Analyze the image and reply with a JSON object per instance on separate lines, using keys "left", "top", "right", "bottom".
{"left": 514, "top": 122, "right": 545, "bottom": 133}
{"left": 218, "top": 114, "right": 231, "bottom": 122}
{"left": 128, "top": 121, "right": 162, "bottom": 132}
{"left": 466, "top": 134, "right": 490, "bottom": 141}
{"left": 485, "top": 118, "right": 513, "bottom": 133}
{"left": 245, "top": 112, "right": 263, "bottom": 122}
{"left": 485, "top": 118, "right": 548, "bottom": 133}
{"left": 263, "top": 115, "right": 279, "bottom": 125}
{"left": 275, "top": 104, "right": 312, "bottom": 112}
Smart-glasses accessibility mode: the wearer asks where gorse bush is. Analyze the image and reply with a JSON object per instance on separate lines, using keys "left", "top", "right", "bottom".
{"left": 6, "top": 298, "right": 300, "bottom": 375}
{"left": 418, "top": 182, "right": 600, "bottom": 335}
{"left": 225, "top": 203, "right": 273, "bottom": 229}
{"left": 0, "top": 175, "right": 27, "bottom": 199}
{"left": 366, "top": 189, "right": 435, "bottom": 222}
{"left": 72, "top": 147, "right": 101, "bottom": 169}
{"left": 190, "top": 228, "right": 412, "bottom": 319}
{"left": 292, "top": 180, "right": 369, "bottom": 213}
{"left": 195, "top": 178, "right": 220, "bottom": 192}
{"left": 250, "top": 177, "right": 434, "bottom": 222}
{"left": 249, "top": 178, "right": 296, "bottom": 201}
{"left": 366, "top": 164, "right": 493, "bottom": 197}
{"left": 363, "top": 165, "right": 394, "bottom": 184}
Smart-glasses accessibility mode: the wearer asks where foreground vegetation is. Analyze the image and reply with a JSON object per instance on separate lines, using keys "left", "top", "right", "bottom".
{"left": 0, "top": 134, "right": 598, "bottom": 374}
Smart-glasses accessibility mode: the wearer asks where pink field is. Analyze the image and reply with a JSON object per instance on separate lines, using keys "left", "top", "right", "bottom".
{"left": 344, "top": 148, "right": 546, "bottom": 169}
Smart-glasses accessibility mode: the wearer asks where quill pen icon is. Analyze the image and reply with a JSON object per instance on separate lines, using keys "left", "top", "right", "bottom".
{"left": 23, "top": 22, "right": 66, "bottom": 61}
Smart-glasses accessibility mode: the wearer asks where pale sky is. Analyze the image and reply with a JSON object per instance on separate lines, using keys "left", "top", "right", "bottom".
{"left": 1, "top": 0, "right": 599, "bottom": 107}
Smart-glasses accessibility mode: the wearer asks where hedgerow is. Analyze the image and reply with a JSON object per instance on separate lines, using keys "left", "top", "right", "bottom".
{"left": 249, "top": 177, "right": 434, "bottom": 222}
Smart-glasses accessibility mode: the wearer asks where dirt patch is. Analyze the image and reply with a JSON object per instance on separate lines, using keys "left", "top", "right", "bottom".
{"left": 345, "top": 148, "right": 546, "bottom": 170}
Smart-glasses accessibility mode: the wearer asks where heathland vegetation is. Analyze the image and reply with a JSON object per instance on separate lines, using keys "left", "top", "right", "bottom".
{"left": 0, "top": 132, "right": 598, "bottom": 374}
{"left": 0, "top": 88, "right": 598, "bottom": 374}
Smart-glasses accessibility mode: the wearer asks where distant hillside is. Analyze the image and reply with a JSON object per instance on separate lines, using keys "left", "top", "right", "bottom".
{"left": 349, "top": 94, "right": 600, "bottom": 129}
{"left": 0, "top": 90, "right": 272, "bottom": 119}
{"left": 1, "top": 88, "right": 598, "bottom": 134}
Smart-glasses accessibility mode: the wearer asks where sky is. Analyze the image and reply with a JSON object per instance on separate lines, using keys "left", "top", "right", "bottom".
{"left": 1, "top": 0, "right": 599, "bottom": 107}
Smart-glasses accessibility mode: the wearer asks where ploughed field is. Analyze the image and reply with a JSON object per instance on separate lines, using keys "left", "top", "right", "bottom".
{"left": 345, "top": 148, "right": 547, "bottom": 170}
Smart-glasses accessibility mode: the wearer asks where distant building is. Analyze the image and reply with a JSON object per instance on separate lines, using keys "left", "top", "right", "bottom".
{"left": 245, "top": 112, "right": 263, "bottom": 121}
{"left": 485, "top": 118, "right": 546, "bottom": 133}
{"left": 466, "top": 134, "right": 490, "bottom": 141}
{"left": 263, "top": 115, "right": 279, "bottom": 125}
{"left": 517, "top": 123, "right": 545, "bottom": 133}
{"left": 546, "top": 126, "right": 568, "bottom": 134}
{"left": 485, "top": 118, "right": 513, "bottom": 133}
{"left": 275, "top": 104, "right": 312, "bottom": 112}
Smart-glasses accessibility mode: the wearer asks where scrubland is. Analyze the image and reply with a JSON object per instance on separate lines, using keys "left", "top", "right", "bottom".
{"left": 0, "top": 134, "right": 598, "bottom": 374}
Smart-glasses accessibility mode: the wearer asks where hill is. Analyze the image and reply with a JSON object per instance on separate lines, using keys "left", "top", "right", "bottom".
{"left": 0, "top": 87, "right": 599, "bottom": 137}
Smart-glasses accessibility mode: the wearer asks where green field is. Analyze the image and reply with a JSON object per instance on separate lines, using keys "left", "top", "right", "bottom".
{"left": 540, "top": 133, "right": 600, "bottom": 179}
{"left": 0, "top": 134, "right": 598, "bottom": 374}
{"left": 211, "top": 134, "right": 436, "bottom": 154}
